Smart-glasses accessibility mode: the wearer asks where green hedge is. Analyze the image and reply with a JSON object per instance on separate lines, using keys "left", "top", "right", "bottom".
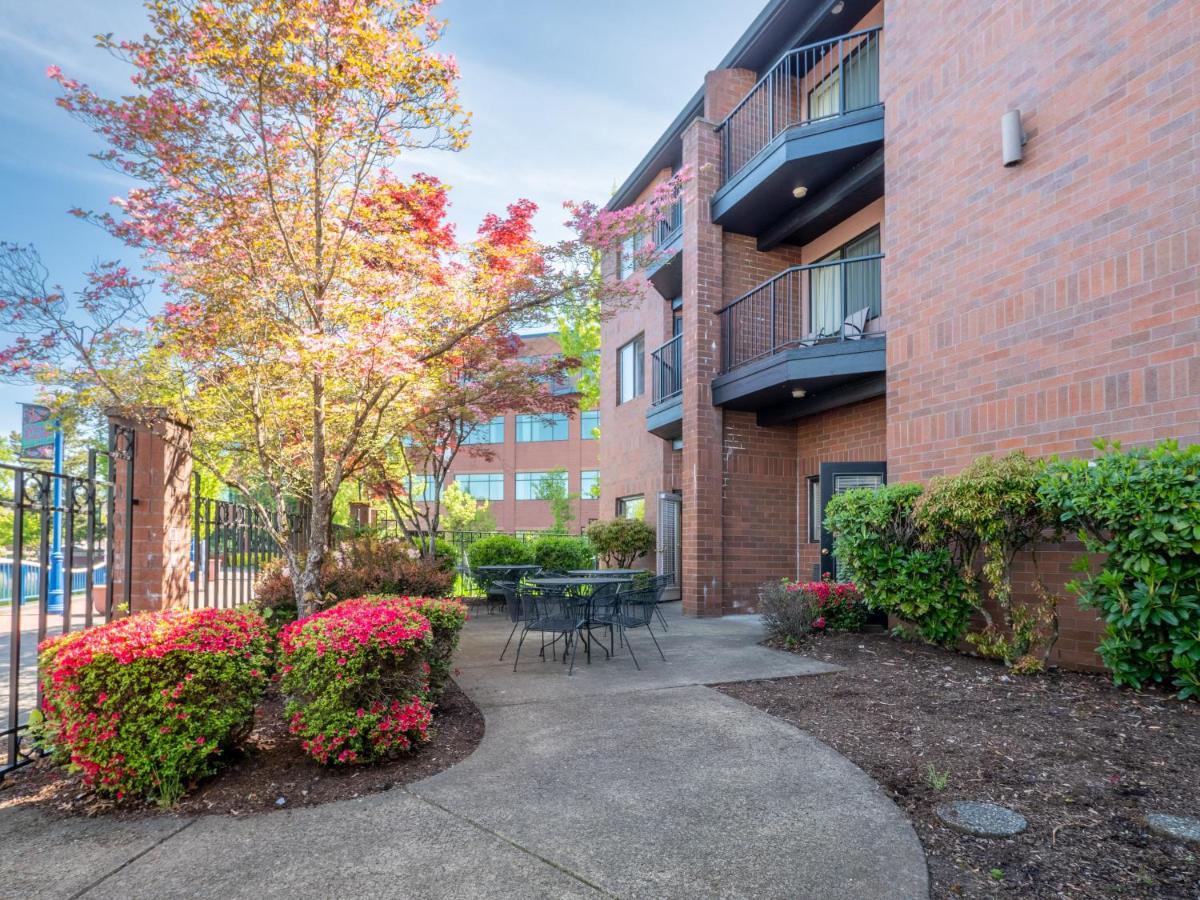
{"left": 1040, "top": 441, "right": 1200, "bottom": 698}
{"left": 467, "top": 534, "right": 534, "bottom": 571}
{"left": 530, "top": 535, "right": 594, "bottom": 572}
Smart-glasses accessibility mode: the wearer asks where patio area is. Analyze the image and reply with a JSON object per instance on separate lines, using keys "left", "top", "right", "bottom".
{"left": 0, "top": 605, "right": 930, "bottom": 899}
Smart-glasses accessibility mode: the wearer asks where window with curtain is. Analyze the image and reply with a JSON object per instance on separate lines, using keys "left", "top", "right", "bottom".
{"left": 809, "top": 226, "right": 882, "bottom": 337}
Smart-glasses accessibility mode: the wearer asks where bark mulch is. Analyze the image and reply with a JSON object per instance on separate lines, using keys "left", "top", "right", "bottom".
{"left": 0, "top": 680, "right": 484, "bottom": 820}
{"left": 715, "top": 633, "right": 1200, "bottom": 899}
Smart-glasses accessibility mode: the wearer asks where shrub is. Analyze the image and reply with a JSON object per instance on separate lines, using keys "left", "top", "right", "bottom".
{"left": 917, "top": 452, "right": 1061, "bottom": 665}
{"left": 759, "top": 579, "right": 818, "bottom": 646}
{"left": 1039, "top": 440, "right": 1200, "bottom": 698}
{"left": 796, "top": 580, "right": 868, "bottom": 632}
{"left": 322, "top": 534, "right": 454, "bottom": 601}
{"left": 252, "top": 557, "right": 300, "bottom": 632}
{"left": 585, "top": 518, "right": 655, "bottom": 568}
{"left": 530, "top": 535, "right": 594, "bottom": 573}
{"left": 825, "top": 483, "right": 974, "bottom": 647}
{"left": 467, "top": 534, "right": 534, "bottom": 579}
{"left": 412, "top": 536, "right": 460, "bottom": 573}
{"left": 279, "top": 598, "right": 434, "bottom": 765}
{"left": 34, "top": 609, "right": 270, "bottom": 805}
{"left": 394, "top": 596, "right": 467, "bottom": 700}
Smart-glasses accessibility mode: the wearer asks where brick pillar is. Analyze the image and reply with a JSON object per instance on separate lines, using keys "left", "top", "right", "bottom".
{"left": 109, "top": 413, "right": 194, "bottom": 613}
{"left": 679, "top": 68, "right": 757, "bottom": 617}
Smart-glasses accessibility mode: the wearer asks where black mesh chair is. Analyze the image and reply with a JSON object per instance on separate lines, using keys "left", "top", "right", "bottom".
{"left": 497, "top": 581, "right": 524, "bottom": 661}
{"left": 512, "top": 585, "right": 589, "bottom": 675}
{"left": 608, "top": 586, "right": 666, "bottom": 670}
{"left": 581, "top": 580, "right": 623, "bottom": 659}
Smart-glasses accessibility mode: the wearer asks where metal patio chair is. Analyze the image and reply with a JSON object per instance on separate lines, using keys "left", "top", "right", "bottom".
{"left": 606, "top": 585, "right": 666, "bottom": 670}
{"left": 511, "top": 585, "right": 589, "bottom": 675}
{"left": 497, "top": 581, "right": 525, "bottom": 661}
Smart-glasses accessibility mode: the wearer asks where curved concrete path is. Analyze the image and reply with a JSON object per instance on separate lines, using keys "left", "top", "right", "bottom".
{"left": 0, "top": 606, "right": 928, "bottom": 899}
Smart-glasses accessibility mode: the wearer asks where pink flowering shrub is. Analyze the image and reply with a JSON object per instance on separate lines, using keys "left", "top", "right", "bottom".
{"left": 785, "top": 580, "right": 867, "bottom": 632}
{"left": 34, "top": 609, "right": 271, "bottom": 806}
{"left": 382, "top": 596, "right": 467, "bottom": 701}
{"left": 278, "top": 597, "right": 435, "bottom": 765}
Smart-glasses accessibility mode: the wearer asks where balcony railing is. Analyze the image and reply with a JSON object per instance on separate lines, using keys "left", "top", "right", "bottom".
{"left": 716, "top": 26, "right": 882, "bottom": 185}
{"left": 716, "top": 254, "right": 883, "bottom": 373}
{"left": 653, "top": 199, "right": 683, "bottom": 248}
{"left": 650, "top": 333, "right": 683, "bottom": 405}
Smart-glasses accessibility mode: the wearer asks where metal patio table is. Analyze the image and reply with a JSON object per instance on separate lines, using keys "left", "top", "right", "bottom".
{"left": 527, "top": 576, "right": 635, "bottom": 666}
{"left": 566, "top": 569, "right": 647, "bottom": 578}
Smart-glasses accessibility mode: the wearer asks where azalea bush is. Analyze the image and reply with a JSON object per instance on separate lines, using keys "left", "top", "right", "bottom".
{"left": 792, "top": 580, "right": 868, "bottom": 632}
{"left": 34, "top": 609, "right": 270, "bottom": 805}
{"left": 530, "top": 535, "right": 594, "bottom": 573}
{"left": 395, "top": 596, "right": 468, "bottom": 700}
{"left": 825, "top": 483, "right": 974, "bottom": 647}
{"left": 279, "top": 598, "right": 434, "bottom": 765}
{"left": 1040, "top": 440, "right": 1200, "bottom": 698}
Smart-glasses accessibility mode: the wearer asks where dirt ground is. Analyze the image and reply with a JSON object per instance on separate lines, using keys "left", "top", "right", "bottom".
{"left": 0, "top": 680, "right": 484, "bottom": 819}
{"left": 716, "top": 633, "right": 1200, "bottom": 899}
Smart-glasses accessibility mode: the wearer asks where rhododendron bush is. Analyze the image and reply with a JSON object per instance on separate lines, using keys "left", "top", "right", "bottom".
{"left": 394, "top": 596, "right": 468, "bottom": 700}
{"left": 279, "top": 598, "right": 437, "bottom": 765}
{"left": 34, "top": 609, "right": 270, "bottom": 805}
{"left": 787, "top": 580, "right": 868, "bottom": 632}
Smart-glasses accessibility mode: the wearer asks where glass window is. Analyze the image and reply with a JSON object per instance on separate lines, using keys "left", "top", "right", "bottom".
{"left": 808, "top": 476, "right": 821, "bottom": 543}
{"left": 456, "top": 472, "right": 504, "bottom": 501}
{"left": 618, "top": 233, "right": 645, "bottom": 280}
{"left": 462, "top": 415, "right": 505, "bottom": 445}
{"left": 515, "top": 414, "right": 568, "bottom": 442}
{"left": 516, "top": 471, "right": 568, "bottom": 501}
{"left": 618, "top": 335, "right": 645, "bottom": 404}
{"left": 580, "top": 470, "right": 600, "bottom": 499}
{"left": 616, "top": 494, "right": 645, "bottom": 520}
{"left": 406, "top": 475, "right": 439, "bottom": 501}
{"left": 581, "top": 409, "right": 599, "bottom": 440}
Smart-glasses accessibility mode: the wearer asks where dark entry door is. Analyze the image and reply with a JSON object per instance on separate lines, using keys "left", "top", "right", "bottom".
{"left": 818, "top": 461, "right": 887, "bottom": 579}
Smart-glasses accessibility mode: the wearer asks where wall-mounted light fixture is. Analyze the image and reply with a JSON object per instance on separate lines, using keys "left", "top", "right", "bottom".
{"left": 792, "top": 185, "right": 808, "bottom": 199}
{"left": 1001, "top": 109, "right": 1028, "bottom": 166}
{"left": 791, "top": 387, "right": 808, "bottom": 399}
{"left": 831, "top": 1, "right": 845, "bottom": 13}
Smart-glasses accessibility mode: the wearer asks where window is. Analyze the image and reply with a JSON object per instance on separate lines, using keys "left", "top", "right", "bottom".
{"left": 462, "top": 415, "right": 505, "bottom": 445}
{"left": 616, "top": 494, "right": 645, "bottom": 520}
{"left": 580, "top": 470, "right": 600, "bottom": 499}
{"left": 617, "top": 335, "right": 645, "bottom": 404}
{"left": 516, "top": 470, "right": 568, "bottom": 501}
{"left": 581, "top": 409, "right": 599, "bottom": 440}
{"left": 456, "top": 472, "right": 504, "bottom": 501}
{"left": 618, "top": 233, "right": 645, "bottom": 280}
{"left": 807, "top": 476, "right": 822, "bottom": 543}
{"left": 406, "top": 475, "right": 439, "bottom": 501}
{"left": 810, "top": 225, "right": 882, "bottom": 336}
{"left": 515, "top": 413, "right": 568, "bottom": 442}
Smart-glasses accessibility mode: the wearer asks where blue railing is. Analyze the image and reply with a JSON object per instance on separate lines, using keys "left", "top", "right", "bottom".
{"left": 0, "top": 560, "right": 106, "bottom": 606}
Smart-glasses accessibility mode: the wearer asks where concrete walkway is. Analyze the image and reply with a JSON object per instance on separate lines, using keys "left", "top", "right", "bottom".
{"left": 0, "top": 605, "right": 928, "bottom": 899}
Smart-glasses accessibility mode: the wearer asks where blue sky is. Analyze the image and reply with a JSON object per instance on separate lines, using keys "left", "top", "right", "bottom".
{"left": 0, "top": 0, "right": 760, "bottom": 436}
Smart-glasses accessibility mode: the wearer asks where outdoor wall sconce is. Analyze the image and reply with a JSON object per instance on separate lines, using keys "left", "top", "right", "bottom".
{"left": 1001, "top": 109, "right": 1028, "bottom": 166}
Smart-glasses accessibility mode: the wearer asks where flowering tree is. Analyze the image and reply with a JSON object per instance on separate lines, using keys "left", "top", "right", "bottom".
{"left": 4, "top": 0, "right": 688, "bottom": 616}
{"left": 364, "top": 328, "right": 575, "bottom": 554}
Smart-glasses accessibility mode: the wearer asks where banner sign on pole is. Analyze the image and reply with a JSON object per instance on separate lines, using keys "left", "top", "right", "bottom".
{"left": 19, "top": 403, "right": 56, "bottom": 461}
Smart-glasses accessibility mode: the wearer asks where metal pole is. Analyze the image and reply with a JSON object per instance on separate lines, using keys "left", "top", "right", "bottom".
{"left": 47, "top": 424, "right": 64, "bottom": 614}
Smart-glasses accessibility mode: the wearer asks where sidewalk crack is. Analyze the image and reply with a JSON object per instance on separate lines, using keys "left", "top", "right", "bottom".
{"left": 71, "top": 818, "right": 196, "bottom": 899}
{"left": 405, "top": 789, "right": 619, "bottom": 897}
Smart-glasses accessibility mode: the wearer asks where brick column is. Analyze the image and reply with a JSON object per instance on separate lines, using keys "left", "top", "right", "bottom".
{"left": 108, "top": 412, "right": 193, "bottom": 613}
{"left": 679, "top": 68, "right": 757, "bottom": 617}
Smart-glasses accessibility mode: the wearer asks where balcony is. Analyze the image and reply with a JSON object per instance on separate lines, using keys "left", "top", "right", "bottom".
{"left": 646, "top": 333, "right": 683, "bottom": 439}
{"left": 711, "top": 28, "right": 883, "bottom": 243}
{"left": 712, "top": 255, "right": 885, "bottom": 425}
{"left": 646, "top": 199, "right": 683, "bottom": 299}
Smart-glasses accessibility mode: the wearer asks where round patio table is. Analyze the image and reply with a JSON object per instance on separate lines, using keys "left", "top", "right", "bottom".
{"left": 527, "top": 576, "right": 635, "bottom": 666}
{"left": 474, "top": 564, "right": 542, "bottom": 579}
{"left": 566, "top": 569, "right": 647, "bottom": 577}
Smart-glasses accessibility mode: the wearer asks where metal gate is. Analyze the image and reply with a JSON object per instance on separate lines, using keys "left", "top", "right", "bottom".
{"left": 0, "top": 423, "right": 134, "bottom": 779}
{"left": 656, "top": 491, "right": 681, "bottom": 602}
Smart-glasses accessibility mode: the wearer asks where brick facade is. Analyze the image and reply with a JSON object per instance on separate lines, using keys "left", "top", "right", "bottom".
{"left": 598, "top": 0, "right": 1198, "bottom": 670}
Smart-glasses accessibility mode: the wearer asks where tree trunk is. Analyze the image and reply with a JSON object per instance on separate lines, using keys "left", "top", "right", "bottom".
{"left": 295, "top": 490, "right": 333, "bottom": 617}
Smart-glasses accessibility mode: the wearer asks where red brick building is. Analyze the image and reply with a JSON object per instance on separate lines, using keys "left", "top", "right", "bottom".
{"left": 599, "top": 0, "right": 1199, "bottom": 668}
{"left": 442, "top": 332, "right": 599, "bottom": 534}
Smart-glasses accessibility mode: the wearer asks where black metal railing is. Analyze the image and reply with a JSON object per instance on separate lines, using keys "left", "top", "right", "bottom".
{"left": 191, "top": 474, "right": 309, "bottom": 610}
{"left": 716, "top": 254, "right": 884, "bottom": 373}
{"left": 716, "top": 26, "right": 882, "bottom": 185}
{"left": 651, "top": 334, "right": 683, "bottom": 405}
{"left": 654, "top": 199, "right": 683, "bottom": 248}
{"left": 1, "top": 424, "right": 133, "bottom": 780}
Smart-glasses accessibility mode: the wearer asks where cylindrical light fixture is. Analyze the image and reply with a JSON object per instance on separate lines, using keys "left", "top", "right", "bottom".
{"left": 1001, "top": 109, "right": 1027, "bottom": 167}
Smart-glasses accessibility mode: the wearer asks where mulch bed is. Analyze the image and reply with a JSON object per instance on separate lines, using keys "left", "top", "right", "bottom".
{"left": 0, "top": 680, "right": 484, "bottom": 820}
{"left": 715, "top": 633, "right": 1200, "bottom": 899}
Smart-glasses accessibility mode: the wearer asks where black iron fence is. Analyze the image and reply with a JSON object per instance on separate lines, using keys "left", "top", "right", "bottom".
{"left": 0, "top": 424, "right": 134, "bottom": 779}
{"left": 654, "top": 199, "right": 683, "bottom": 247}
{"left": 190, "top": 473, "right": 309, "bottom": 609}
{"left": 717, "top": 254, "right": 884, "bottom": 373}
{"left": 716, "top": 26, "right": 882, "bottom": 184}
{"left": 651, "top": 333, "right": 683, "bottom": 405}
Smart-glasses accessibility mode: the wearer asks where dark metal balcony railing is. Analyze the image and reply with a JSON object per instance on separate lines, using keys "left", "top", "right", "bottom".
{"left": 716, "top": 254, "right": 884, "bottom": 374}
{"left": 653, "top": 199, "right": 683, "bottom": 248}
{"left": 716, "top": 26, "right": 882, "bottom": 185}
{"left": 650, "top": 333, "right": 683, "bottom": 405}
